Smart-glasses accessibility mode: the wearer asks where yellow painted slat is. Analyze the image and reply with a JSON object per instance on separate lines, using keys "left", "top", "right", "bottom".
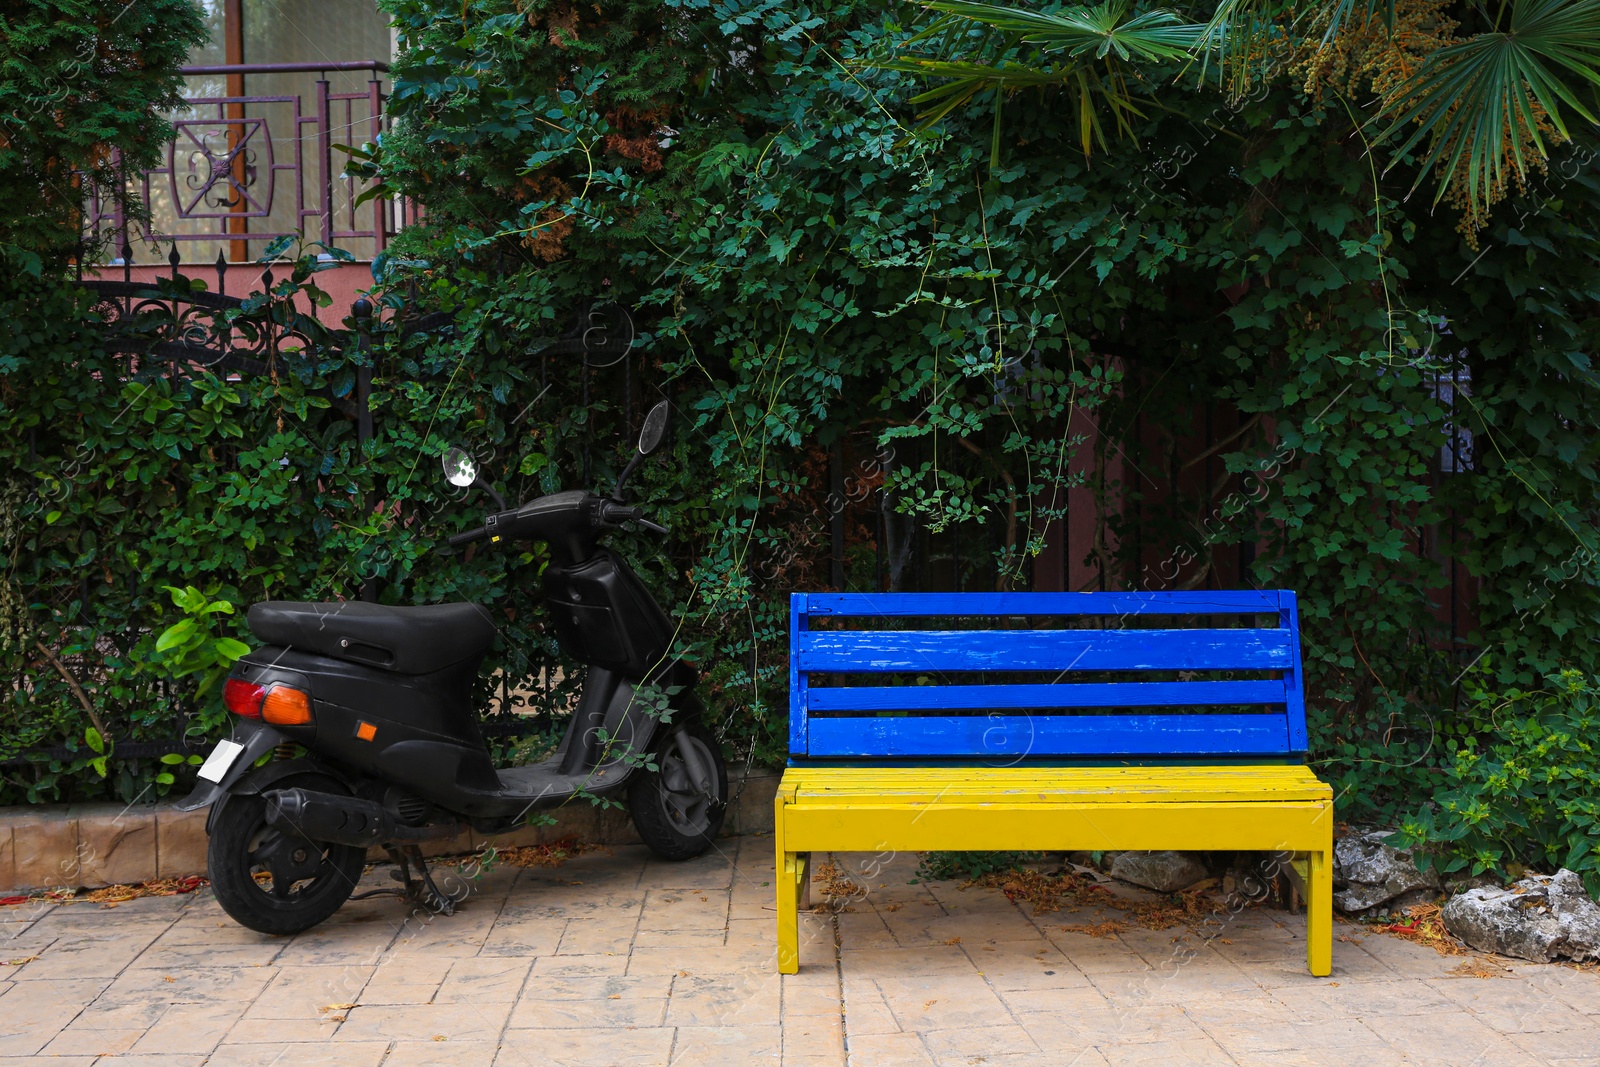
{"left": 780, "top": 765, "right": 1326, "bottom": 784}
{"left": 780, "top": 800, "right": 1331, "bottom": 853}
{"left": 780, "top": 766, "right": 1331, "bottom": 804}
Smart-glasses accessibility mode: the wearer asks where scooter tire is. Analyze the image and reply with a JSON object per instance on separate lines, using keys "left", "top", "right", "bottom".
{"left": 628, "top": 721, "right": 728, "bottom": 861}
{"left": 207, "top": 776, "right": 367, "bottom": 936}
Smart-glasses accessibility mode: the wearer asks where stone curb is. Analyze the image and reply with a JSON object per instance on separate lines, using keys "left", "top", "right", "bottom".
{"left": 0, "top": 770, "right": 782, "bottom": 894}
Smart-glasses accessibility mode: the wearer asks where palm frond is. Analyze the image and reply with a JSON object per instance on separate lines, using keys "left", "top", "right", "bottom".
{"left": 869, "top": 1, "right": 1205, "bottom": 160}
{"left": 1376, "top": 0, "right": 1600, "bottom": 213}
{"left": 917, "top": 0, "right": 1205, "bottom": 59}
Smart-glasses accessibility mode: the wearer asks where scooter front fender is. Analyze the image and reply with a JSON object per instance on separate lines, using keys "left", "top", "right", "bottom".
{"left": 173, "top": 719, "right": 287, "bottom": 814}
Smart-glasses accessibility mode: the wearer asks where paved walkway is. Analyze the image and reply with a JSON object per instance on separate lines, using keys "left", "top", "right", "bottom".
{"left": 1, "top": 834, "right": 1596, "bottom": 1066}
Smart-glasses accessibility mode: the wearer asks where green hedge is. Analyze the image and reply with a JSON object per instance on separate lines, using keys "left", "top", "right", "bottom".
{"left": 4, "top": 0, "right": 1600, "bottom": 893}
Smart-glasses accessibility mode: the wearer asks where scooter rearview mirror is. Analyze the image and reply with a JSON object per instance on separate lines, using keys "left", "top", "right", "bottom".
{"left": 442, "top": 447, "right": 477, "bottom": 488}
{"left": 637, "top": 400, "right": 671, "bottom": 457}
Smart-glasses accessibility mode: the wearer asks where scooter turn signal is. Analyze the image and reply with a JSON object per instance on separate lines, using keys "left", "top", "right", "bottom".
{"left": 261, "top": 685, "right": 314, "bottom": 726}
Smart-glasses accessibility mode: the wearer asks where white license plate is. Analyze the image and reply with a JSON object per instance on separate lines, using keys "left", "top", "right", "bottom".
{"left": 197, "top": 739, "right": 246, "bottom": 783}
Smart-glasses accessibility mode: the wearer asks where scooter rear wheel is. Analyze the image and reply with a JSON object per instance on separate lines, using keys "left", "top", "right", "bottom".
{"left": 207, "top": 774, "right": 367, "bottom": 935}
{"left": 628, "top": 722, "right": 728, "bottom": 860}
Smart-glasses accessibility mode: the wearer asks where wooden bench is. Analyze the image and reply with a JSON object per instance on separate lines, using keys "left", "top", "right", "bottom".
{"left": 773, "top": 590, "right": 1334, "bottom": 975}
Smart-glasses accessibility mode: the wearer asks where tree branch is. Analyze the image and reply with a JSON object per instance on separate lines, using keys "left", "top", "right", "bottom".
{"left": 34, "top": 640, "right": 110, "bottom": 741}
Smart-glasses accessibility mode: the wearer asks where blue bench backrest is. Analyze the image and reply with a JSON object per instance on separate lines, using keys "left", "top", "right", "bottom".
{"left": 788, "top": 590, "right": 1307, "bottom": 762}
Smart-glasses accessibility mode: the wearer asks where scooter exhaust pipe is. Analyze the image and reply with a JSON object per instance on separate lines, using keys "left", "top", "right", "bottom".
{"left": 262, "top": 787, "right": 444, "bottom": 846}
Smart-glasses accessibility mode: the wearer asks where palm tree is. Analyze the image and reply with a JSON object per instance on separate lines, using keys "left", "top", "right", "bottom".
{"left": 875, "top": 0, "right": 1600, "bottom": 226}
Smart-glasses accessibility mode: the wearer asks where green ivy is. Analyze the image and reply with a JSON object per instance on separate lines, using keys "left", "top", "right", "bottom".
{"left": 0, "top": 0, "right": 207, "bottom": 264}
{"left": 367, "top": 0, "right": 1600, "bottom": 829}
{"left": 5, "top": 0, "right": 1600, "bottom": 863}
{"left": 1392, "top": 667, "right": 1600, "bottom": 898}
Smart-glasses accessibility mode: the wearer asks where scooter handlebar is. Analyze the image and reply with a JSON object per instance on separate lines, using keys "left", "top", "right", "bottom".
{"left": 446, "top": 497, "right": 665, "bottom": 551}
{"left": 446, "top": 526, "right": 488, "bottom": 548}
{"left": 595, "top": 501, "right": 642, "bottom": 525}
{"left": 595, "top": 500, "right": 669, "bottom": 535}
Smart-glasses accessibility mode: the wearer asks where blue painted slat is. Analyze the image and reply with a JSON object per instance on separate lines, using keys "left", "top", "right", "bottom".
{"left": 806, "top": 680, "right": 1287, "bottom": 712}
{"left": 795, "top": 628, "right": 1293, "bottom": 672}
{"left": 804, "top": 714, "right": 1293, "bottom": 758}
{"left": 790, "top": 593, "right": 808, "bottom": 757}
{"left": 802, "top": 591, "right": 1282, "bottom": 616}
{"left": 1279, "top": 590, "right": 1309, "bottom": 752}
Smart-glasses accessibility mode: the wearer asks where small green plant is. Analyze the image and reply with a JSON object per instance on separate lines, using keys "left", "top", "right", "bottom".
{"left": 1392, "top": 666, "right": 1600, "bottom": 898}
{"left": 918, "top": 851, "right": 1039, "bottom": 881}
{"left": 150, "top": 585, "right": 252, "bottom": 700}
{"left": 82, "top": 725, "right": 109, "bottom": 779}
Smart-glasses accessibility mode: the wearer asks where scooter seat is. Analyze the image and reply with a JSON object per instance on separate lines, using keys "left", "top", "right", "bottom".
{"left": 248, "top": 601, "right": 497, "bottom": 675}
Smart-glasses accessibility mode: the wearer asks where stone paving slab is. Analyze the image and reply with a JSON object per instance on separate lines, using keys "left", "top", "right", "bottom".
{"left": 0, "top": 835, "right": 1596, "bottom": 1065}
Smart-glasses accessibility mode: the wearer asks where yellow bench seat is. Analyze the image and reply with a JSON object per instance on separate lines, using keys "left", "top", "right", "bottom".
{"left": 774, "top": 764, "right": 1334, "bottom": 975}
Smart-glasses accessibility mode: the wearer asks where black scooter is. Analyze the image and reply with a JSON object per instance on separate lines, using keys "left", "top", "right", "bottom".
{"left": 177, "top": 400, "right": 728, "bottom": 934}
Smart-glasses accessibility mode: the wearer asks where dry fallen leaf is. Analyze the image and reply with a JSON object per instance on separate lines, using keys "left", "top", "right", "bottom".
{"left": 1448, "top": 957, "right": 1515, "bottom": 979}
{"left": 1378, "top": 903, "right": 1464, "bottom": 957}
{"left": 318, "top": 1003, "right": 358, "bottom": 1014}
{"left": 1060, "top": 920, "right": 1129, "bottom": 939}
{"left": 883, "top": 903, "right": 903, "bottom": 913}
{"left": 493, "top": 838, "right": 593, "bottom": 870}
{"left": 608, "top": 994, "right": 622, "bottom": 1000}
{"left": 2, "top": 956, "right": 40, "bottom": 967}
{"left": 432, "top": 1035, "right": 447, "bottom": 1042}
{"left": 162, "top": 976, "right": 176, "bottom": 983}
{"left": 941, "top": 937, "right": 961, "bottom": 946}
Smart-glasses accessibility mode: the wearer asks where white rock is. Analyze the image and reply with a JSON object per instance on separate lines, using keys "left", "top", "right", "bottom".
{"left": 1105, "top": 850, "right": 1209, "bottom": 893}
{"left": 1332, "top": 829, "right": 1441, "bottom": 914}
{"left": 1442, "top": 869, "right": 1600, "bottom": 964}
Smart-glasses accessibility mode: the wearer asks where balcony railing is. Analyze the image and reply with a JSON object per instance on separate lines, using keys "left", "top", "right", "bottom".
{"left": 86, "top": 61, "right": 407, "bottom": 263}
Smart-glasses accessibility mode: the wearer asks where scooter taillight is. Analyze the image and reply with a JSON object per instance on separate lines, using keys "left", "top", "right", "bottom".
{"left": 224, "top": 679, "right": 266, "bottom": 719}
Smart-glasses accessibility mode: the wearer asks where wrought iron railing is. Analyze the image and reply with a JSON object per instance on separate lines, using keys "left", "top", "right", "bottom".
{"left": 85, "top": 61, "right": 406, "bottom": 262}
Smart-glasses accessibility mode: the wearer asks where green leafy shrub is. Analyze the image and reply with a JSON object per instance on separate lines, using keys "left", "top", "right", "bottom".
{"left": 4, "top": 0, "right": 1600, "bottom": 857}
{"left": 0, "top": 0, "right": 207, "bottom": 264}
{"left": 1393, "top": 668, "right": 1600, "bottom": 897}
{"left": 369, "top": 0, "right": 1600, "bottom": 826}
{"left": 151, "top": 586, "right": 252, "bottom": 710}
{"left": 1, "top": 250, "right": 515, "bottom": 801}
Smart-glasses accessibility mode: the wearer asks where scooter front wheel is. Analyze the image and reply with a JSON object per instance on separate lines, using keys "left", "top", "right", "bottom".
{"left": 628, "top": 722, "right": 728, "bottom": 860}
{"left": 207, "top": 775, "right": 367, "bottom": 935}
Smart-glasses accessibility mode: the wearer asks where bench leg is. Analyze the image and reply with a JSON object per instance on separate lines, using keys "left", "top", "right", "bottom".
{"left": 796, "top": 851, "right": 812, "bottom": 911}
{"left": 777, "top": 847, "right": 803, "bottom": 974}
{"left": 774, "top": 789, "right": 803, "bottom": 975}
{"left": 1306, "top": 847, "right": 1332, "bottom": 977}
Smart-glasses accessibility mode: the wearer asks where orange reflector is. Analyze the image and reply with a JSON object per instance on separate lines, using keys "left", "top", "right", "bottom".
{"left": 355, "top": 721, "right": 378, "bottom": 742}
{"left": 260, "top": 686, "right": 313, "bottom": 726}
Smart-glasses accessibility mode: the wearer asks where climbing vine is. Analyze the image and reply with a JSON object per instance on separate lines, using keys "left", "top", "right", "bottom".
{"left": 3, "top": 0, "right": 1599, "bottom": 870}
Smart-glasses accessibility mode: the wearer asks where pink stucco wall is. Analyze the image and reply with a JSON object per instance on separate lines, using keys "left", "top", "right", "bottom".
{"left": 85, "top": 261, "right": 377, "bottom": 328}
